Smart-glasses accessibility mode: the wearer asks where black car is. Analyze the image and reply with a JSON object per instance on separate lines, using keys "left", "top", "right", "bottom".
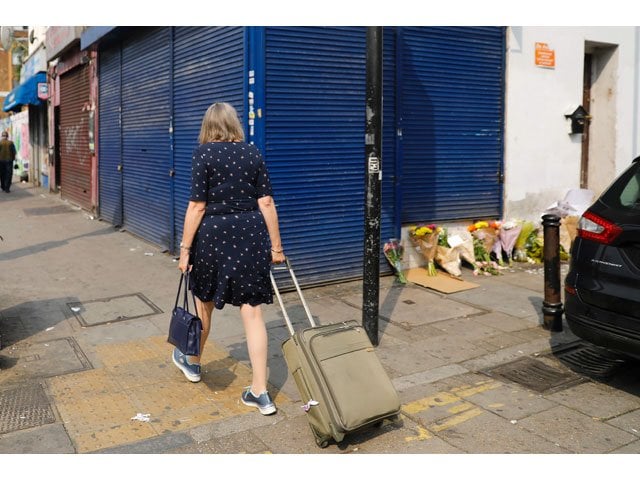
{"left": 565, "top": 156, "right": 640, "bottom": 359}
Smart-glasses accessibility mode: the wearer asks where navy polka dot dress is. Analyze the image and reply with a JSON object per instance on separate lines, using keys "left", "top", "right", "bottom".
{"left": 189, "top": 141, "right": 274, "bottom": 309}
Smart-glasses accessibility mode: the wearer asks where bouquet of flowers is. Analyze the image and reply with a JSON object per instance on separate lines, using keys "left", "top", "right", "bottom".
{"left": 472, "top": 238, "right": 502, "bottom": 275}
{"left": 434, "top": 227, "right": 463, "bottom": 277}
{"left": 383, "top": 239, "right": 407, "bottom": 284}
{"left": 468, "top": 220, "right": 503, "bottom": 275}
{"left": 409, "top": 224, "right": 440, "bottom": 276}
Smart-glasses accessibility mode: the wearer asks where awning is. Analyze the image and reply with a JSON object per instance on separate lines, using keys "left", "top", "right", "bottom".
{"left": 3, "top": 72, "right": 47, "bottom": 112}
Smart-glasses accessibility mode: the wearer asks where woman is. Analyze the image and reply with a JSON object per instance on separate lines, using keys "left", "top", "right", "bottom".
{"left": 176, "top": 102, "right": 285, "bottom": 416}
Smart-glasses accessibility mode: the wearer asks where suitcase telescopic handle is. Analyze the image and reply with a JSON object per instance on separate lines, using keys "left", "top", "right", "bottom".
{"left": 270, "top": 257, "right": 317, "bottom": 336}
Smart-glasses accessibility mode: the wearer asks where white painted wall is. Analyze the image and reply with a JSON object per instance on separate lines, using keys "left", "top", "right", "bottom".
{"left": 503, "top": 26, "right": 639, "bottom": 221}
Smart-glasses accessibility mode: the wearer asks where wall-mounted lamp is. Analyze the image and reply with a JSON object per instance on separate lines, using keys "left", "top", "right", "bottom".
{"left": 564, "top": 105, "right": 591, "bottom": 135}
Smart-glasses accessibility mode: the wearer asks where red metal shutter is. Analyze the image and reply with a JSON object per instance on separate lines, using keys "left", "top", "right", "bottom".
{"left": 59, "top": 64, "right": 92, "bottom": 210}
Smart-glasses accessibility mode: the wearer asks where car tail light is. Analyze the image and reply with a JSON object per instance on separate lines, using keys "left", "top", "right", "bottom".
{"left": 565, "top": 284, "right": 577, "bottom": 295}
{"left": 577, "top": 211, "right": 622, "bottom": 244}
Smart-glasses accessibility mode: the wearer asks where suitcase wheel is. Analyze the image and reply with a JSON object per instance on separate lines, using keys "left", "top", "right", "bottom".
{"left": 315, "top": 437, "right": 329, "bottom": 448}
{"left": 310, "top": 425, "right": 330, "bottom": 448}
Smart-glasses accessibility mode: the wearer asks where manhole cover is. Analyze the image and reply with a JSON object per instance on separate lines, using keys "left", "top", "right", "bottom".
{"left": 67, "top": 293, "right": 162, "bottom": 327}
{"left": 483, "top": 357, "right": 585, "bottom": 394}
{"left": 547, "top": 342, "right": 629, "bottom": 379}
{"left": 0, "top": 383, "right": 56, "bottom": 434}
{"left": 0, "top": 337, "right": 92, "bottom": 383}
{"left": 22, "top": 205, "right": 76, "bottom": 216}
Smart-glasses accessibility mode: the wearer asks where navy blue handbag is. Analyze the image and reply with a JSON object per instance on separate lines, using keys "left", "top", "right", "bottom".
{"left": 167, "top": 272, "right": 202, "bottom": 356}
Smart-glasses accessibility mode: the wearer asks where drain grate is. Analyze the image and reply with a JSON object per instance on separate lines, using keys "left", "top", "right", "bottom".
{"left": 0, "top": 383, "right": 56, "bottom": 434}
{"left": 68, "top": 293, "right": 163, "bottom": 327}
{"left": 483, "top": 357, "right": 585, "bottom": 394}
{"left": 547, "top": 342, "right": 629, "bottom": 379}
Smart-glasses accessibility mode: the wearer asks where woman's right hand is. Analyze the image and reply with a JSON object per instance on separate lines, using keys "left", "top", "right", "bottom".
{"left": 178, "top": 249, "right": 191, "bottom": 273}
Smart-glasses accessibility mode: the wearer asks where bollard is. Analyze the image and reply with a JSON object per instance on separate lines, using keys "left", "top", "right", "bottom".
{"left": 541, "top": 214, "right": 563, "bottom": 331}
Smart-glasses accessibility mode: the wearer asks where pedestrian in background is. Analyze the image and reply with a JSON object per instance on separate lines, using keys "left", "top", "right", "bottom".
{"left": 0, "top": 131, "right": 17, "bottom": 193}
{"left": 175, "top": 102, "right": 285, "bottom": 416}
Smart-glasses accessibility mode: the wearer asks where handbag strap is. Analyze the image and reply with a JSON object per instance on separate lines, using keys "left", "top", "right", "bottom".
{"left": 174, "top": 271, "right": 199, "bottom": 314}
{"left": 174, "top": 272, "right": 187, "bottom": 310}
{"left": 185, "top": 272, "right": 199, "bottom": 313}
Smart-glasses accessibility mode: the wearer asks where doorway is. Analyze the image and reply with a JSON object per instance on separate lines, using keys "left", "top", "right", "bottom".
{"left": 581, "top": 42, "right": 618, "bottom": 196}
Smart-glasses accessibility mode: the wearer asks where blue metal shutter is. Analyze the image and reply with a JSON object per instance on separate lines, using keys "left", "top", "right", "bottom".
{"left": 121, "top": 27, "right": 172, "bottom": 249}
{"left": 172, "top": 27, "right": 245, "bottom": 251}
{"left": 382, "top": 27, "right": 398, "bottom": 244}
{"left": 400, "top": 27, "right": 505, "bottom": 222}
{"left": 98, "top": 44, "right": 122, "bottom": 225}
{"left": 264, "top": 27, "right": 369, "bottom": 285}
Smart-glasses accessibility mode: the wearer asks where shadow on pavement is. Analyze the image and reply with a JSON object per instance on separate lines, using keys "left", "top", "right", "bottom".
{"left": 0, "top": 296, "right": 80, "bottom": 348}
{"left": 0, "top": 226, "right": 116, "bottom": 262}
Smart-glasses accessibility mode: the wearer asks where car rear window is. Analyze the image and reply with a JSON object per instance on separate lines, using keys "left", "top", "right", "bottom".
{"left": 600, "top": 161, "right": 640, "bottom": 210}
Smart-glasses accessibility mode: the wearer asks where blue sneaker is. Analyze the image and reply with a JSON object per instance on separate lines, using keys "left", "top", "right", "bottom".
{"left": 172, "top": 348, "right": 201, "bottom": 382}
{"left": 241, "top": 388, "right": 277, "bottom": 415}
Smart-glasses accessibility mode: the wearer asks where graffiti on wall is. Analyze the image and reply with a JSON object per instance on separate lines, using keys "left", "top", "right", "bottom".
{"left": 8, "top": 111, "right": 29, "bottom": 178}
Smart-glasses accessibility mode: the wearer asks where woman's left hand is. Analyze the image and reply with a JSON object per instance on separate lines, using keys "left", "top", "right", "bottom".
{"left": 271, "top": 250, "right": 285, "bottom": 264}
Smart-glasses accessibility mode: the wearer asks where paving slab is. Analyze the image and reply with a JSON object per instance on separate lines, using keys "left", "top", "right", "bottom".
{"left": 461, "top": 382, "right": 557, "bottom": 421}
{"left": 448, "top": 283, "right": 543, "bottom": 319}
{"left": 342, "top": 286, "right": 484, "bottom": 328}
{"left": 609, "top": 440, "right": 640, "bottom": 453}
{"left": 517, "top": 405, "right": 637, "bottom": 453}
{"left": 433, "top": 408, "right": 568, "bottom": 453}
{"left": 474, "top": 311, "right": 541, "bottom": 333}
{"left": 168, "top": 429, "right": 270, "bottom": 454}
{"left": 94, "top": 431, "right": 193, "bottom": 454}
{"left": 375, "top": 340, "right": 448, "bottom": 376}
{"left": 0, "top": 423, "right": 75, "bottom": 453}
{"left": 606, "top": 409, "right": 640, "bottom": 437}
{"left": 546, "top": 382, "right": 640, "bottom": 420}
{"left": 352, "top": 415, "right": 463, "bottom": 453}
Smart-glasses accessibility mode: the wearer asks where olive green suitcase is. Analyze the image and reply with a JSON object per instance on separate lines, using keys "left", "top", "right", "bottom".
{"left": 271, "top": 260, "right": 401, "bottom": 448}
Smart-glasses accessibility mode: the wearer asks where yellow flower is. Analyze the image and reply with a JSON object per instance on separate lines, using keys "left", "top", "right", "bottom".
{"left": 475, "top": 221, "right": 489, "bottom": 229}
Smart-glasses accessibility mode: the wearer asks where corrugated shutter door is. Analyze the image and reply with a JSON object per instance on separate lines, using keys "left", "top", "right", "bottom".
{"left": 98, "top": 44, "right": 122, "bottom": 225}
{"left": 59, "top": 64, "right": 91, "bottom": 209}
{"left": 401, "top": 27, "right": 505, "bottom": 222}
{"left": 173, "top": 27, "right": 245, "bottom": 251}
{"left": 382, "top": 27, "right": 398, "bottom": 247}
{"left": 121, "top": 27, "right": 172, "bottom": 249}
{"left": 265, "top": 27, "right": 367, "bottom": 285}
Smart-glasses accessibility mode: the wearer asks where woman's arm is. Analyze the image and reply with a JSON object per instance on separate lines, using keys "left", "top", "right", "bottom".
{"left": 258, "top": 195, "right": 285, "bottom": 263}
{"left": 178, "top": 200, "right": 206, "bottom": 272}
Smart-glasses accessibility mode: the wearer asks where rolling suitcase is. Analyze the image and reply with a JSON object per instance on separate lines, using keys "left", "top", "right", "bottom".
{"left": 271, "top": 259, "right": 401, "bottom": 448}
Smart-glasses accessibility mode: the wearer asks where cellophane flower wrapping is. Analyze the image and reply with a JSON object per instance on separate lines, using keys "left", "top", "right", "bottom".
{"left": 513, "top": 221, "right": 537, "bottom": 262}
{"left": 383, "top": 239, "right": 407, "bottom": 284}
{"left": 436, "top": 245, "right": 462, "bottom": 276}
{"left": 499, "top": 221, "right": 522, "bottom": 264}
{"left": 409, "top": 225, "right": 439, "bottom": 276}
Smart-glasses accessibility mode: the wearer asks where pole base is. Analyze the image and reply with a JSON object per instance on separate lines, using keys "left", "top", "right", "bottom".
{"left": 542, "top": 302, "right": 564, "bottom": 332}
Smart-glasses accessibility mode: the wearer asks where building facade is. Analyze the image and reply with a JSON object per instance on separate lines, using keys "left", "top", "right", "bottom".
{"left": 504, "top": 27, "right": 640, "bottom": 219}
{"left": 11, "top": 25, "right": 638, "bottom": 287}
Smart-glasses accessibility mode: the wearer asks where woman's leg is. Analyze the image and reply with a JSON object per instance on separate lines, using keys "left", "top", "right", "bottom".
{"left": 191, "top": 298, "right": 214, "bottom": 364}
{"left": 239, "top": 304, "right": 269, "bottom": 393}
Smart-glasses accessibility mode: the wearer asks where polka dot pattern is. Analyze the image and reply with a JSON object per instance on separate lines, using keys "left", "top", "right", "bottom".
{"left": 189, "top": 141, "right": 274, "bottom": 309}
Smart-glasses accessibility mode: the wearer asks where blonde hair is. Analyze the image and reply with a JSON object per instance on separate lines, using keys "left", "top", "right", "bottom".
{"left": 198, "top": 102, "right": 245, "bottom": 144}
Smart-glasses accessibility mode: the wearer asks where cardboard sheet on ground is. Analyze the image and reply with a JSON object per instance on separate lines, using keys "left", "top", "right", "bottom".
{"left": 405, "top": 268, "right": 479, "bottom": 293}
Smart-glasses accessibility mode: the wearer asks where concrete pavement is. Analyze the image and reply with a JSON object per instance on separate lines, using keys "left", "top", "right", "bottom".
{"left": 2, "top": 182, "right": 640, "bottom": 455}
